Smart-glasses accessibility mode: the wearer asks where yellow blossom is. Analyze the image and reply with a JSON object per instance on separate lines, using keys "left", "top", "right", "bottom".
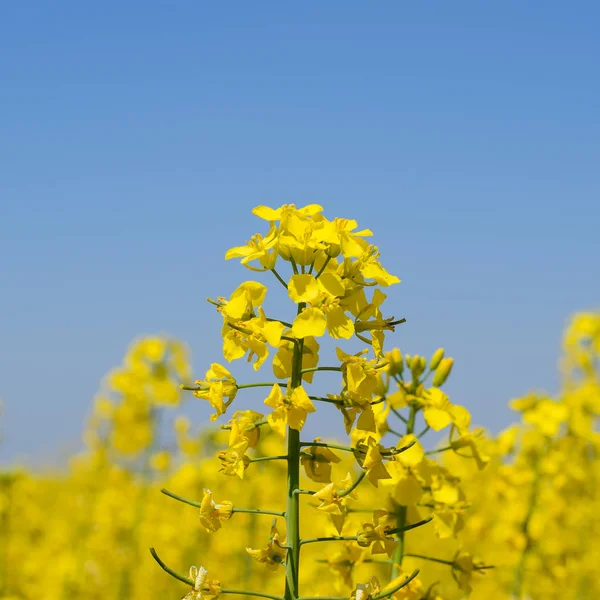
{"left": 313, "top": 473, "right": 357, "bottom": 533}
{"left": 216, "top": 440, "right": 251, "bottom": 478}
{"left": 356, "top": 510, "right": 397, "bottom": 556}
{"left": 198, "top": 489, "right": 234, "bottom": 533}
{"left": 227, "top": 410, "right": 264, "bottom": 449}
{"left": 351, "top": 577, "right": 381, "bottom": 600}
{"left": 183, "top": 566, "right": 222, "bottom": 600}
{"left": 264, "top": 384, "right": 316, "bottom": 436}
{"left": 193, "top": 363, "right": 238, "bottom": 421}
{"left": 289, "top": 273, "right": 354, "bottom": 339}
{"left": 354, "top": 436, "right": 392, "bottom": 487}
{"left": 246, "top": 522, "right": 287, "bottom": 571}
{"left": 225, "top": 224, "right": 280, "bottom": 271}
{"left": 300, "top": 438, "right": 342, "bottom": 483}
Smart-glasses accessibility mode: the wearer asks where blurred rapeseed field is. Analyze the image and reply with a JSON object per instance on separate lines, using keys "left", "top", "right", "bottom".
{"left": 1, "top": 205, "right": 598, "bottom": 600}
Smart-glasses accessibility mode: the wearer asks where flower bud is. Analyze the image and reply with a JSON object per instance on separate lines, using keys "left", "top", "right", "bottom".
{"left": 326, "top": 243, "right": 341, "bottom": 258}
{"left": 385, "top": 348, "right": 404, "bottom": 376}
{"left": 432, "top": 358, "right": 454, "bottom": 387}
{"left": 429, "top": 348, "right": 445, "bottom": 371}
{"left": 410, "top": 355, "right": 425, "bottom": 379}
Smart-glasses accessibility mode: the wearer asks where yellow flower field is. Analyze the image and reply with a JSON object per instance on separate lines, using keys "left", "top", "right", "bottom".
{"left": 1, "top": 206, "right": 598, "bottom": 600}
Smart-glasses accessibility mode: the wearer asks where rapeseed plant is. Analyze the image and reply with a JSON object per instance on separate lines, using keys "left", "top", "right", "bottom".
{"left": 150, "top": 205, "right": 489, "bottom": 600}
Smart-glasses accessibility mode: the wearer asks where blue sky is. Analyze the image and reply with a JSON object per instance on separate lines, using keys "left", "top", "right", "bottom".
{"left": 1, "top": 2, "right": 599, "bottom": 465}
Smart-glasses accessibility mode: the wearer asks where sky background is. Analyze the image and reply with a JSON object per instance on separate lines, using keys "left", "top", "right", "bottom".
{"left": 1, "top": 2, "right": 599, "bottom": 466}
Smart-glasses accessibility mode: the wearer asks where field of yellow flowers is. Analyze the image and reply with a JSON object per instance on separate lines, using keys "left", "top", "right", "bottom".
{"left": 1, "top": 205, "right": 598, "bottom": 600}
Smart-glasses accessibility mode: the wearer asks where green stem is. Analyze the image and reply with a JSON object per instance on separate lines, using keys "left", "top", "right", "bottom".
{"left": 300, "top": 441, "right": 354, "bottom": 453}
{"left": 222, "top": 590, "right": 285, "bottom": 600}
{"left": 285, "top": 304, "right": 305, "bottom": 600}
{"left": 300, "top": 535, "right": 358, "bottom": 545}
{"left": 232, "top": 507, "right": 286, "bottom": 517}
{"left": 374, "top": 569, "right": 420, "bottom": 599}
{"left": 390, "top": 405, "right": 416, "bottom": 579}
{"left": 386, "top": 517, "right": 432, "bottom": 535}
{"left": 250, "top": 455, "right": 288, "bottom": 463}
{"left": 403, "top": 553, "right": 454, "bottom": 567}
{"left": 425, "top": 445, "right": 453, "bottom": 455}
{"left": 338, "top": 470, "right": 366, "bottom": 497}
{"left": 386, "top": 424, "right": 405, "bottom": 437}
{"left": 160, "top": 489, "right": 285, "bottom": 517}
{"left": 390, "top": 407, "right": 408, "bottom": 424}
{"left": 314, "top": 255, "right": 332, "bottom": 278}
{"left": 404, "top": 553, "right": 493, "bottom": 570}
{"left": 239, "top": 383, "right": 289, "bottom": 390}
{"left": 301, "top": 366, "right": 342, "bottom": 374}
{"left": 184, "top": 383, "right": 288, "bottom": 393}
{"left": 417, "top": 425, "right": 430, "bottom": 439}
{"left": 406, "top": 406, "right": 416, "bottom": 435}
{"left": 290, "top": 256, "right": 299, "bottom": 274}
{"left": 298, "top": 440, "right": 415, "bottom": 457}
{"left": 150, "top": 547, "right": 193, "bottom": 586}
{"left": 266, "top": 317, "right": 294, "bottom": 328}
{"left": 308, "top": 395, "right": 343, "bottom": 405}
{"left": 271, "top": 269, "right": 289, "bottom": 289}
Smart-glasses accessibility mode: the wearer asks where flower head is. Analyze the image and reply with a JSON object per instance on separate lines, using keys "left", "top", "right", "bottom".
{"left": 313, "top": 473, "right": 357, "bottom": 533}
{"left": 246, "top": 522, "right": 287, "bottom": 571}
{"left": 198, "top": 489, "right": 234, "bottom": 533}
{"left": 193, "top": 364, "right": 238, "bottom": 421}
{"left": 356, "top": 510, "right": 397, "bottom": 556}
{"left": 351, "top": 577, "right": 381, "bottom": 600}
{"left": 227, "top": 410, "right": 264, "bottom": 449}
{"left": 264, "top": 384, "right": 316, "bottom": 436}
{"left": 217, "top": 440, "right": 251, "bottom": 478}
{"left": 184, "top": 566, "right": 221, "bottom": 600}
{"left": 300, "top": 438, "right": 342, "bottom": 483}
{"left": 354, "top": 436, "right": 392, "bottom": 487}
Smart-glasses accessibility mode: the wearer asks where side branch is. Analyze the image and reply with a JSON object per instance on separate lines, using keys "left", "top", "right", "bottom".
{"left": 299, "top": 440, "right": 416, "bottom": 458}
{"left": 301, "top": 366, "right": 342, "bottom": 374}
{"left": 150, "top": 548, "right": 285, "bottom": 600}
{"left": 373, "top": 569, "right": 420, "bottom": 600}
{"left": 338, "top": 470, "right": 366, "bottom": 498}
{"left": 250, "top": 455, "right": 288, "bottom": 463}
{"left": 300, "top": 535, "right": 358, "bottom": 545}
{"left": 386, "top": 517, "right": 432, "bottom": 535}
{"left": 270, "top": 268, "right": 289, "bottom": 289}
{"left": 184, "top": 383, "right": 289, "bottom": 394}
{"left": 160, "top": 488, "right": 285, "bottom": 517}
{"left": 404, "top": 553, "right": 493, "bottom": 570}
{"left": 150, "top": 547, "right": 193, "bottom": 586}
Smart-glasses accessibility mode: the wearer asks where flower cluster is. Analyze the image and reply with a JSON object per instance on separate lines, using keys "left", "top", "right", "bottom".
{"left": 150, "top": 205, "right": 489, "bottom": 600}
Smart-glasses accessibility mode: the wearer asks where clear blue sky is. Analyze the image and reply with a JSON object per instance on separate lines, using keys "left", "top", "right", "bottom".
{"left": 1, "top": 2, "right": 599, "bottom": 465}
